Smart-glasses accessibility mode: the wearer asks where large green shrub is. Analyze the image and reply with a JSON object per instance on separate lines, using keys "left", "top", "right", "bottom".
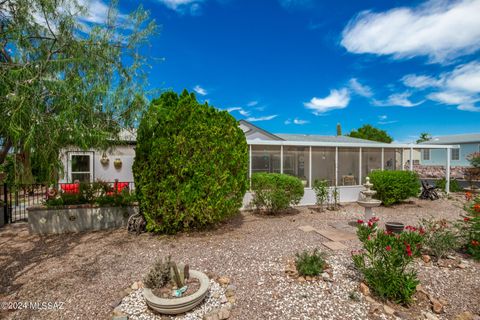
{"left": 435, "top": 177, "right": 462, "bottom": 192}
{"left": 250, "top": 173, "right": 304, "bottom": 213}
{"left": 368, "top": 170, "right": 420, "bottom": 206}
{"left": 133, "top": 91, "right": 248, "bottom": 234}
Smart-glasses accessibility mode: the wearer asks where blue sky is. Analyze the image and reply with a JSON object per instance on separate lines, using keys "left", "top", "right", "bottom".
{"left": 111, "top": 0, "right": 479, "bottom": 142}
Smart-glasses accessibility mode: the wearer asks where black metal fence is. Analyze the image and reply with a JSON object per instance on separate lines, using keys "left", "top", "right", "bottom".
{"left": 2, "top": 181, "right": 135, "bottom": 224}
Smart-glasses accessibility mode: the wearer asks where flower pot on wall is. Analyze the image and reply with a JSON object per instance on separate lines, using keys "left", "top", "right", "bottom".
{"left": 114, "top": 158, "right": 122, "bottom": 170}
{"left": 100, "top": 153, "right": 109, "bottom": 166}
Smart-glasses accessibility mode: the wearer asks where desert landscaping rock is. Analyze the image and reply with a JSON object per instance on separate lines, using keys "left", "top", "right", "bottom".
{"left": 0, "top": 199, "right": 479, "bottom": 320}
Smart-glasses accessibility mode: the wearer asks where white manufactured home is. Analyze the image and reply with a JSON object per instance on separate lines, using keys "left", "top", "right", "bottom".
{"left": 60, "top": 120, "right": 456, "bottom": 205}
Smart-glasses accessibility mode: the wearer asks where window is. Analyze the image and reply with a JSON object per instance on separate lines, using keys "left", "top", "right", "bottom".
{"left": 421, "top": 149, "right": 430, "bottom": 161}
{"left": 70, "top": 154, "right": 91, "bottom": 182}
{"left": 361, "top": 148, "right": 382, "bottom": 183}
{"left": 311, "top": 147, "right": 336, "bottom": 186}
{"left": 338, "top": 147, "right": 360, "bottom": 186}
{"left": 283, "top": 146, "right": 309, "bottom": 186}
{"left": 251, "top": 145, "right": 281, "bottom": 175}
{"left": 451, "top": 148, "right": 460, "bottom": 161}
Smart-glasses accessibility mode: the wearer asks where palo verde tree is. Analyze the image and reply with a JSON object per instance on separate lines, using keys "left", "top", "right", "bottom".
{"left": 133, "top": 91, "right": 249, "bottom": 234}
{"left": 0, "top": 0, "right": 157, "bottom": 183}
{"left": 347, "top": 124, "right": 393, "bottom": 143}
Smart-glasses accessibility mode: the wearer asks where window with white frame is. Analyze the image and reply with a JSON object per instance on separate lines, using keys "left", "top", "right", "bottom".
{"left": 70, "top": 153, "right": 92, "bottom": 182}
{"left": 421, "top": 149, "right": 430, "bottom": 161}
{"left": 451, "top": 148, "right": 460, "bottom": 161}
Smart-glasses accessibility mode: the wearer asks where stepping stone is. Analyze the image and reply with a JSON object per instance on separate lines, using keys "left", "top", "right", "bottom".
{"left": 298, "top": 225, "right": 316, "bottom": 232}
{"left": 322, "top": 241, "right": 348, "bottom": 251}
{"left": 314, "top": 226, "right": 357, "bottom": 242}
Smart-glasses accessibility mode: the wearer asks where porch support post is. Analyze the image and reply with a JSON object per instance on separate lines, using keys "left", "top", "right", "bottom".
{"left": 381, "top": 148, "right": 384, "bottom": 170}
{"left": 249, "top": 144, "right": 252, "bottom": 188}
{"left": 335, "top": 147, "right": 338, "bottom": 186}
{"left": 402, "top": 149, "right": 405, "bottom": 171}
{"left": 280, "top": 145, "right": 284, "bottom": 174}
{"left": 359, "top": 147, "right": 362, "bottom": 185}
{"left": 446, "top": 148, "right": 451, "bottom": 194}
{"left": 409, "top": 147, "right": 413, "bottom": 171}
{"left": 309, "top": 146, "right": 312, "bottom": 188}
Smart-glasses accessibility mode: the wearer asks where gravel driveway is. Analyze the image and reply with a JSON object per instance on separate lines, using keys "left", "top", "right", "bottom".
{"left": 0, "top": 197, "right": 478, "bottom": 320}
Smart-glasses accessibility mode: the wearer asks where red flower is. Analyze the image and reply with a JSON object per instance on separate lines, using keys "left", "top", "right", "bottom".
{"left": 464, "top": 217, "right": 470, "bottom": 222}
{"left": 405, "top": 243, "right": 412, "bottom": 257}
{"left": 357, "top": 219, "right": 364, "bottom": 224}
{"left": 386, "top": 245, "right": 391, "bottom": 251}
{"left": 419, "top": 227, "right": 425, "bottom": 235}
{"left": 471, "top": 240, "right": 479, "bottom": 247}
{"left": 465, "top": 192, "right": 472, "bottom": 201}
{"left": 474, "top": 204, "right": 480, "bottom": 213}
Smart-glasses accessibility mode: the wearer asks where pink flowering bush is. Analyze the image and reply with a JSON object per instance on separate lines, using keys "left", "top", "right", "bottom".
{"left": 460, "top": 194, "right": 480, "bottom": 260}
{"left": 352, "top": 217, "right": 424, "bottom": 304}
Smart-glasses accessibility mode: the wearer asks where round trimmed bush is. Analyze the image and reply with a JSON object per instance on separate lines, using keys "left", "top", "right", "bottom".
{"left": 133, "top": 90, "right": 248, "bottom": 234}
{"left": 250, "top": 173, "right": 304, "bottom": 213}
{"left": 368, "top": 170, "right": 420, "bottom": 206}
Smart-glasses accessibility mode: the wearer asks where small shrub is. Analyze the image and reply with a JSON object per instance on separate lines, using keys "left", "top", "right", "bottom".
{"left": 312, "top": 179, "right": 328, "bottom": 211}
{"left": 435, "top": 178, "right": 462, "bottom": 193}
{"left": 295, "top": 249, "right": 326, "bottom": 276}
{"left": 420, "top": 219, "right": 460, "bottom": 259}
{"left": 352, "top": 217, "right": 424, "bottom": 304}
{"left": 368, "top": 170, "right": 420, "bottom": 206}
{"left": 144, "top": 256, "right": 172, "bottom": 289}
{"left": 460, "top": 194, "right": 480, "bottom": 260}
{"left": 250, "top": 173, "right": 304, "bottom": 213}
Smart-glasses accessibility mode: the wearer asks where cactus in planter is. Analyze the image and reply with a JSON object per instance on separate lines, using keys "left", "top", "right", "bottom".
{"left": 144, "top": 256, "right": 191, "bottom": 290}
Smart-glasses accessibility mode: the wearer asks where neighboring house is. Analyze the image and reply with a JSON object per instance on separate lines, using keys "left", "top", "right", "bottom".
{"left": 419, "top": 133, "right": 480, "bottom": 166}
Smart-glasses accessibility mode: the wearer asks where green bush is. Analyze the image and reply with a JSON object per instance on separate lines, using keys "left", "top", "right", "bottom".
{"left": 353, "top": 218, "right": 424, "bottom": 304}
{"left": 435, "top": 178, "right": 462, "bottom": 192}
{"left": 133, "top": 91, "right": 248, "bottom": 234}
{"left": 250, "top": 173, "right": 304, "bottom": 213}
{"left": 420, "top": 219, "right": 460, "bottom": 259}
{"left": 313, "top": 179, "right": 329, "bottom": 210}
{"left": 460, "top": 195, "right": 480, "bottom": 260}
{"left": 368, "top": 170, "right": 420, "bottom": 206}
{"left": 295, "top": 249, "right": 326, "bottom": 276}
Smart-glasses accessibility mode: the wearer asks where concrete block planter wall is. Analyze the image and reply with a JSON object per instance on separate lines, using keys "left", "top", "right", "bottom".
{"left": 27, "top": 205, "right": 138, "bottom": 234}
{"left": 143, "top": 270, "right": 210, "bottom": 315}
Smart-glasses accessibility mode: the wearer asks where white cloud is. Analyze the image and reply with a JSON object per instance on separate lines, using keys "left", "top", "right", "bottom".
{"left": 404, "top": 61, "right": 480, "bottom": 112}
{"left": 304, "top": 88, "right": 350, "bottom": 114}
{"left": 378, "top": 115, "right": 388, "bottom": 120}
{"left": 284, "top": 119, "right": 292, "bottom": 125}
{"left": 457, "top": 104, "right": 480, "bottom": 112}
{"left": 226, "top": 107, "right": 241, "bottom": 113}
{"left": 373, "top": 92, "right": 424, "bottom": 107}
{"left": 293, "top": 118, "right": 309, "bottom": 125}
{"left": 77, "top": 0, "right": 128, "bottom": 25}
{"left": 348, "top": 78, "right": 373, "bottom": 97}
{"left": 402, "top": 74, "right": 441, "bottom": 89}
{"left": 341, "top": 0, "right": 480, "bottom": 63}
{"left": 246, "top": 115, "right": 278, "bottom": 122}
{"left": 193, "top": 85, "right": 207, "bottom": 96}
{"left": 239, "top": 109, "right": 251, "bottom": 116}
{"left": 247, "top": 101, "right": 258, "bottom": 107}
{"left": 158, "top": 0, "right": 201, "bottom": 9}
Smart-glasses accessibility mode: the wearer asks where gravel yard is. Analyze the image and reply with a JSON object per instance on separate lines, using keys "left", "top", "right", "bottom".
{"left": 1, "top": 197, "right": 479, "bottom": 320}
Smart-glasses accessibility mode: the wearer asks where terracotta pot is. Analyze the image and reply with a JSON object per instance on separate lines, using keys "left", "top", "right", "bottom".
{"left": 143, "top": 270, "right": 210, "bottom": 315}
{"left": 385, "top": 222, "right": 405, "bottom": 234}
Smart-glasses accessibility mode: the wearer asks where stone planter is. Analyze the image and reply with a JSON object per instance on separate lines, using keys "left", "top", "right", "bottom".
{"left": 143, "top": 270, "right": 210, "bottom": 315}
{"left": 385, "top": 222, "right": 405, "bottom": 234}
{"left": 27, "top": 205, "right": 138, "bottom": 234}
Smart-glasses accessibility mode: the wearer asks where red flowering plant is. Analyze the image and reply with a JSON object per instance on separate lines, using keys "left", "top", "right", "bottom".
{"left": 419, "top": 218, "right": 460, "bottom": 260}
{"left": 459, "top": 195, "right": 480, "bottom": 260}
{"left": 352, "top": 217, "right": 424, "bottom": 305}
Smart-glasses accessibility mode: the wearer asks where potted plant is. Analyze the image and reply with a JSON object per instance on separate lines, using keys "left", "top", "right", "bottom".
{"left": 114, "top": 158, "right": 122, "bottom": 169}
{"left": 143, "top": 256, "right": 210, "bottom": 315}
{"left": 100, "top": 153, "right": 109, "bottom": 166}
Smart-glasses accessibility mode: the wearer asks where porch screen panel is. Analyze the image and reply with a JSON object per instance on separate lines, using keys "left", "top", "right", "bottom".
{"left": 311, "top": 147, "right": 336, "bottom": 186}
{"left": 283, "top": 146, "right": 310, "bottom": 186}
{"left": 362, "top": 148, "right": 382, "bottom": 183}
{"left": 338, "top": 147, "right": 360, "bottom": 186}
{"left": 251, "top": 145, "right": 281, "bottom": 174}
{"left": 383, "top": 148, "right": 396, "bottom": 171}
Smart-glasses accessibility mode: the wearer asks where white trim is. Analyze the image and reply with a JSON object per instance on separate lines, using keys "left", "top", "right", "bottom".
{"left": 280, "top": 145, "right": 283, "bottom": 174}
{"left": 68, "top": 151, "right": 94, "bottom": 182}
{"left": 446, "top": 148, "right": 451, "bottom": 194}
{"left": 359, "top": 147, "right": 362, "bottom": 185}
{"left": 335, "top": 147, "right": 338, "bottom": 187}
{"left": 308, "top": 146, "right": 312, "bottom": 188}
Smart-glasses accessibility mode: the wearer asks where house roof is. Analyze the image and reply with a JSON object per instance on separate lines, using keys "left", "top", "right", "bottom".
{"left": 419, "top": 133, "right": 480, "bottom": 145}
{"left": 275, "top": 133, "right": 382, "bottom": 144}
